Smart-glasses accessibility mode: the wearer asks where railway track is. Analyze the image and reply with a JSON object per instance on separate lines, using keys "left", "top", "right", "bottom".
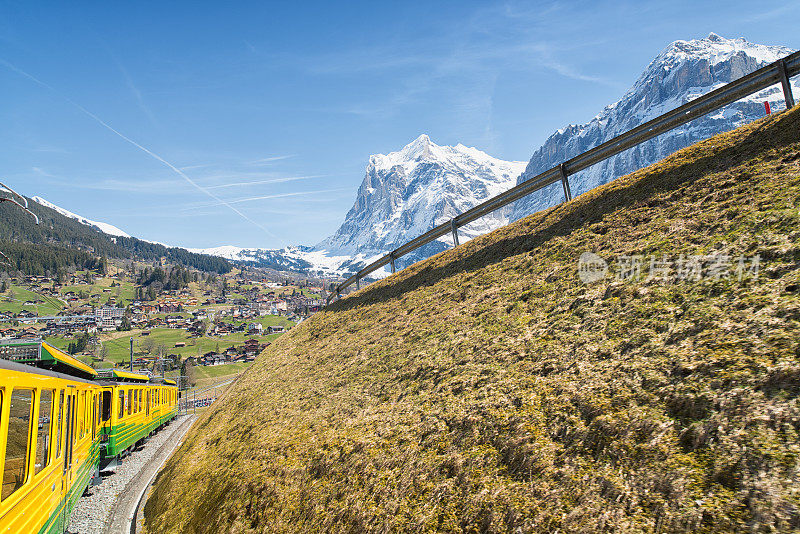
{"left": 67, "top": 414, "right": 196, "bottom": 534}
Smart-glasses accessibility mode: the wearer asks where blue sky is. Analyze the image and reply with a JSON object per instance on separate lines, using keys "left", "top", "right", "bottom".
{"left": 2, "top": 1, "right": 798, "bottom": 249}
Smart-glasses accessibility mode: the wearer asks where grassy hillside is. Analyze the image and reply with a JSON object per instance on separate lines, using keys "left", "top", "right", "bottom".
{"left": 144, "top": 108, "right": 800, "bottom": 533}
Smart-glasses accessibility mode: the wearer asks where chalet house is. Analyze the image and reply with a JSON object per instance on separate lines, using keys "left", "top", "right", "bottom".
{"left": 200, "top": 352, "right": 226, "bottom": 366}
{"left": 248, "top": 323, "right": 263, "bottom": 334}
{"left": 267, "top": 325, "right": 285, "bottom": 334}
{"left": 159, "top": 302, "right": 183, "bottom": 313}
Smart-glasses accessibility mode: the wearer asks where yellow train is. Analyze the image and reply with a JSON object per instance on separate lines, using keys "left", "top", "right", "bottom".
{"left": 0, "top": 339, "right": 178, "bottom": 533}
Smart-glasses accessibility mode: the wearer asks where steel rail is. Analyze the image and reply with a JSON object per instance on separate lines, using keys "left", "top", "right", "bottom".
{"left": 328, "top": 50, "right": 800, "bottom": 304}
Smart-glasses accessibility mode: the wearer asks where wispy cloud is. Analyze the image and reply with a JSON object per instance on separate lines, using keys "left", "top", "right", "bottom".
{"left": 179, "top": 163, "right": 213, "bottom": 171}
{"left": 248, "top": 155, "right": 296, "bottom": 166}
{"left": 181, "top": 187, "right": 351, "bottom": 210}
{"left": 205, "top": 175, "right": 325, "bottom": 189}
{"left": 739, "top": 3, "right": 800, "bottom": 23}
{"left": 114, "top": 60, "right": 159, "bottom": 128}
{"left": 31, "top": 166, "right": 59, "bottom": 178}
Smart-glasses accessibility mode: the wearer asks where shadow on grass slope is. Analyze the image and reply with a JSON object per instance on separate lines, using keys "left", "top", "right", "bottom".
{"left": 144, "top": 107, "right": 800, "bottom": 533}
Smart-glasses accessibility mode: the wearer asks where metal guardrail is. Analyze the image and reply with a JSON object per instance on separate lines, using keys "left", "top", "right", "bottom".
{"left": 327, "top": 50, "right": 799, "bottom": 305}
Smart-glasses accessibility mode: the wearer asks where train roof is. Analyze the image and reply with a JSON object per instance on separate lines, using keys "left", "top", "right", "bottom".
{"left": 0, "top": 339, "right": 98, "bottom": 379}
{"left": 95, "top": 368, "right": 151, "bottom": 382}
{"left": 0, "top": 357, "right": 98, "bottom": 386}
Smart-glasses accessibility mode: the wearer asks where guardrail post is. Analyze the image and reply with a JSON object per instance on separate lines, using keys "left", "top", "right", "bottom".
{"left": 559, "top": 163, "right": 573, "bottom": 202}
{"left": 389, "top": 252, "right": 396, "bottom": 274}
{"left": 779, "top": 60, "right": 795, "bottom": 109}
{"left": 450, "top": 218, "right": 460, "bottom": 247}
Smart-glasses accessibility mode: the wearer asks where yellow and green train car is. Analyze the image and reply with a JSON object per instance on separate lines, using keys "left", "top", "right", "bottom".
{"left": 0, "top": 340, "right": 178, "bottom": 533}
{"left": 98, "top": 371, "right": 177, "bottom": 463}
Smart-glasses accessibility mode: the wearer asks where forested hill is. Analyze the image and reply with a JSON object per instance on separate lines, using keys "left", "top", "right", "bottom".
{"left": 0, "top": 198, "right": 231, "bottom": 274}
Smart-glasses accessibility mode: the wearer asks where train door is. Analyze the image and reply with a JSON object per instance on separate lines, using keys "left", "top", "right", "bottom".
{"left": 146, "top": 389, "right": 150, "bottom": 418}
{"left": 92, "top": 393, "right": 97, "bottom": 442}
{"left": 59, "top": 390, "right": 69, "bottom": 530}
{"left": 61, "top": 387, "right": 76, "bottom": 526}
{"left": 101, "top": 389, "right": 111, "bottom": 433}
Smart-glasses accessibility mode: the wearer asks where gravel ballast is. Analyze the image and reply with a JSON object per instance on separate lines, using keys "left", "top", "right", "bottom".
{"left": 68, "top": 415, "right": 194, "bottom": 534}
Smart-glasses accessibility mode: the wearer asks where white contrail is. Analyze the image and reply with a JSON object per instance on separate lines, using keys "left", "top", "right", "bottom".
{"left": 0, "top": 58, "right": 283, "bottom": 243}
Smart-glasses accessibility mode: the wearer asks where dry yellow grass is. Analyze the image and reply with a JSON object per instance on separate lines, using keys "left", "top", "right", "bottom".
{"left": 144, "top": 107, "right": 800, "bottom": 533}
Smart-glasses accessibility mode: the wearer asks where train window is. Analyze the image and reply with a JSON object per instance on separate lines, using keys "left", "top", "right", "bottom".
{"left": 3, "top": 389, "right": 33, "bottom": 500}
{"left": 92, "top": 394, "right": 97, "bottom": 441}
{"left": 118, "top": 391, "right": 125, "bottom": 419}
{"left": 78, "top": 392, "right": 85, "bottom": 439}
{"left": 34, "top": 389, "right": 54, "bottom": 475}
{"left": 127, "top": 390, "right": 132, "bottom": 416}
{"left": 83, "top": 392, "right": 89, "bottom": 438}
{"left": 56, "top": 391, "right": 64, "bottom": 459}
{"left": 138, "top": 389, "right": 142, "bottom": 412}
{"left": 102, "top": 391, "right": 112, "bottom": 421}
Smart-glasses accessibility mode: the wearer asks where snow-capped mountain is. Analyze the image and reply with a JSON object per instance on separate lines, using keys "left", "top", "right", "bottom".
{"left": 187, "top": 244, "right": 389, "bottom": 278}
{"left": 315, "top": 134, "right": 526, "bottom": 264}
{"left": 193, "top": 137, "right": 525, "bottom": 277}
{"left": 32, "top": 196, "right": 131, "bottom": 237}
{"left": 510, "top": 33, "right": 798, "bottom": 220}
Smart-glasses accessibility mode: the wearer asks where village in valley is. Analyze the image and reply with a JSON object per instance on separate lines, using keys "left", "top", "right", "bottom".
{"left": 0, "top": 259, "right": 330, "bottom": 386}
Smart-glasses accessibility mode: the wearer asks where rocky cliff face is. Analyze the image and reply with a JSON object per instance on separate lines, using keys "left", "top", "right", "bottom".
{"left": 316, "top": 135, "right": 525, "bottom": 264}
{"left": 510, "top": 33, "right": 797, "bottom": 220}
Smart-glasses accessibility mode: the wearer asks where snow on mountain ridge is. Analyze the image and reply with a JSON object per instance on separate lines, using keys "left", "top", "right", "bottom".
{"left": 185, "top": 245, "right": 246, "bottom": 260}
{"left": 316, "top": 135, "right": 526, "bottom": 264}
{"left": 510, "top": 33, "right": 798, "bottom": 221}
{"left": 189, "top": 244, "right": 389, "bottom": 279}
{"left": 31, "top": 196, "right": 131, "bottom": 238}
